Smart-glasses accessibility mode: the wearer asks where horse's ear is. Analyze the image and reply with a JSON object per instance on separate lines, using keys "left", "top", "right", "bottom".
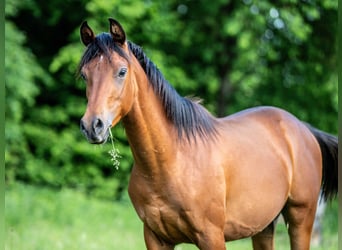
{"left": 80, "top": 21, "right": 95, "bottom": 46}
{"left": 109, "top": 18, "right": 126, "bottom": 46}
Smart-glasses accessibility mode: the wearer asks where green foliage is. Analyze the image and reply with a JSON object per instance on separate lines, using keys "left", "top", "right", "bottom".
{"left": 5, "top": 21, "right": 44, "bottom": 121}
{"left": 5, "top": 0, "right": 53, "bottom": 186}
{"left": 5, "top": 0, "right": 337, "bottom": 200}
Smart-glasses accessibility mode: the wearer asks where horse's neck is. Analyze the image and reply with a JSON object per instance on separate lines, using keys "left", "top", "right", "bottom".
{"left": 122, "top": 71, "right": 177, "bottom": 175}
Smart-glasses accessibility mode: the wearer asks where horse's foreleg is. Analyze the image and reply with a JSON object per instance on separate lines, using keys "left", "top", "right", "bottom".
{"left": 143, "top": 224, "right": 175, "bottom": 250}
{"left": 251, "top": 221, "right": 276, "bottom": 250}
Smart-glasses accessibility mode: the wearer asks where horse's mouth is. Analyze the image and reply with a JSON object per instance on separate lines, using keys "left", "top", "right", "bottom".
{"left": 82, "top": 127, "right": 110, "bottom": 145}
{"left": 87, "top": 137, "right": 108, "bottom": 144}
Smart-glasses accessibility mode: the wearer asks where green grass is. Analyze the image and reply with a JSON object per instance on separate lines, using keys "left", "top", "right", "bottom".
{"left": 5, "top": 182, "right": 337, "bottom": 250}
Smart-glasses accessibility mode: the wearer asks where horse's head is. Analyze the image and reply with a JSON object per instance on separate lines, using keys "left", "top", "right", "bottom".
{"left": 79, "top": 19, "right": 136, "bottom": 144}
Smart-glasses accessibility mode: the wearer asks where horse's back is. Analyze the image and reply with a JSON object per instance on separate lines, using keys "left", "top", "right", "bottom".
{"left": 222, "top": 106, "right": 321, "bottom": 171}
{"left": 220, "top": 106, "right": 319, "bottom": 152}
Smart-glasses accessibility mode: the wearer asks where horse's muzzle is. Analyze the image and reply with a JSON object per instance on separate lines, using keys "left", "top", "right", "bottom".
{"left": 80, "top": 117, "right": 109, "bottom": 144}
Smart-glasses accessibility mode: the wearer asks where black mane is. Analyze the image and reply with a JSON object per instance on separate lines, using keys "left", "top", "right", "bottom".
{"left": 78, "top": 33, "right": 217, "bottom": 141}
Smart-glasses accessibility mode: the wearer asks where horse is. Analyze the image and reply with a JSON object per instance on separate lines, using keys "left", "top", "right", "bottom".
{"left": 78, "top": 19, "right": 338, "bottom": 250}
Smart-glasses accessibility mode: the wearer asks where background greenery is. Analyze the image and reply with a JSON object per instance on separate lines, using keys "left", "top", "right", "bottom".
{"left": 5, "top": 0, "right": 338, "bottom": 200}
{"left": 5, "top": 0, "right": 338, "bottom": 248}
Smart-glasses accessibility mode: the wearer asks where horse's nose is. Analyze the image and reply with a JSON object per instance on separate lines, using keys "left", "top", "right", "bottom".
{"left": 80, "top": 117, "right": 105, "bottom": 136}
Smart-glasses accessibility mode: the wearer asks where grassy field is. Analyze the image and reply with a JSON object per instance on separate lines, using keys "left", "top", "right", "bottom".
{"left": 5, "top": 182, "right": 337, "bottom": 250}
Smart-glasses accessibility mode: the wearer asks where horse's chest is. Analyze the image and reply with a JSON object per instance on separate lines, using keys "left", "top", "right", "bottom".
{"left": 144, "top": 202, "right": 188, "bottom": 240}
{"left": 128, "top": 175, "right": 194, "bottom": 243}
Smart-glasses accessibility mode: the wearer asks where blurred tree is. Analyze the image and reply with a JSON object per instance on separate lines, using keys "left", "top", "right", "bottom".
{"left": 164, "top": 0, "right": 337, "bottom": 133}
{"left": 5, "top": 0, "right": 337, "bottom": 200}
{"left": 5, "top": 0, "right": 52, "bottom": 183}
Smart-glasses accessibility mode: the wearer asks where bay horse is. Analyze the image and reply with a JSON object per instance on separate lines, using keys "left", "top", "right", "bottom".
{"left": 78, "top": 19, "right": 338, "bottom": 250}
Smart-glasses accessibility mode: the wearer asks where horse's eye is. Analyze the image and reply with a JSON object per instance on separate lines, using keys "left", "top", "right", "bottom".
{"left": 118, "top": 68, "right": 127, "bottom": 78}
{"left": 80, "top": 72, "right": 87, "bottom": 81}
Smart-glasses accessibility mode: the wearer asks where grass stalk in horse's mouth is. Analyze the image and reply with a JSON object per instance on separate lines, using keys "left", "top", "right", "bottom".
{"left": 108, "top": 129, "right": 121, "bottom": 170}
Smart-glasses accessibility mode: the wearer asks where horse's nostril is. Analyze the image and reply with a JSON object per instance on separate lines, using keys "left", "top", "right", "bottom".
{"left": 92, "top": 118, "right": 104, "bottom": 134}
